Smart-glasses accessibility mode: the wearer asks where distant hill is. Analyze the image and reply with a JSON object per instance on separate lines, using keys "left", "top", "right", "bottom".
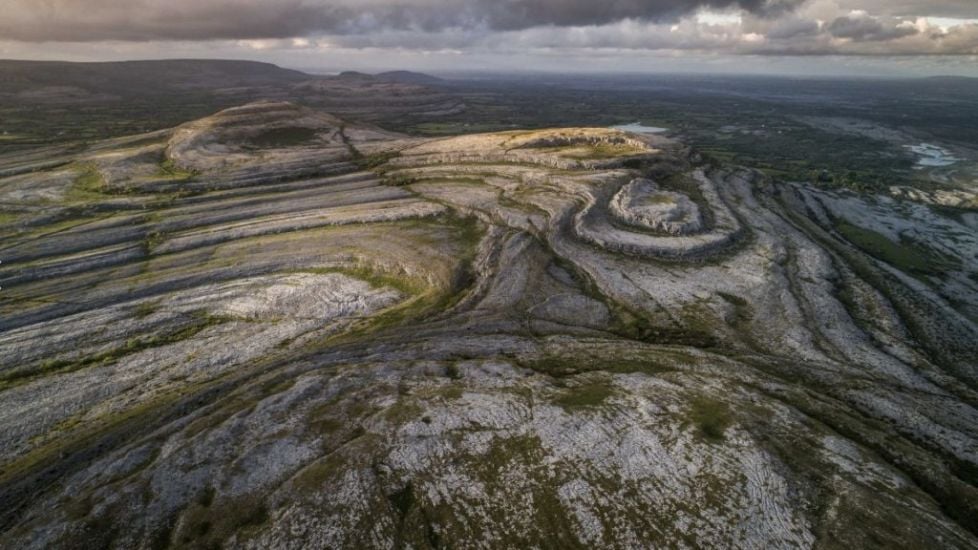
{"left": 0, "top": 59, "right": 464, "bottom": 150}
{"left": 377, "top": 70, "right": 445, "bottom": 85}
{"left": 330, "top": 70, "right": 444, "bottom": 85}
{"left": 922, "top": 75, "right": 978, "bottom": 82}
{"left": 0, "top": 59, "right": 310, "bottom": 97}
{"left": 0, "top": 60, "right": 450, "bottom": 100}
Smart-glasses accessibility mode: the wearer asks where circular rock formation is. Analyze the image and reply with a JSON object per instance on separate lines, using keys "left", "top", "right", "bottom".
{"left": 573, "top": 170, "right": 745, "bottom": 260}
{"left": 610, "top": 178, "right": 703, "bottom": 235}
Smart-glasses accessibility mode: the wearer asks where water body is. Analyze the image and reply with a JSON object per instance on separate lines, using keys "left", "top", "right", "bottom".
{"left": 612, "top": 122, "right": 668, "bottom": 134}
{"left": 905, "top": 143, "right": 961, "bottom": 168}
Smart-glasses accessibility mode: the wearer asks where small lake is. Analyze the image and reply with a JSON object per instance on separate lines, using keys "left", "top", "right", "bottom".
{"left": 905, "top": 143, "right": 961, "bottom": 168}
{"left": 612, "top": 122, "right": 668, "bottom": 134}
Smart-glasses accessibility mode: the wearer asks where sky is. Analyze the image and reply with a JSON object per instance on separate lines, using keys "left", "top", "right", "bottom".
{"left": 1, "top": 0, "right": 977, "bottom": 77}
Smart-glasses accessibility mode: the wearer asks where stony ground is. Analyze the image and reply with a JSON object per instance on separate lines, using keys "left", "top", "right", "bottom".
{"left": 0, "top": 101, "right": 976, "bottom": 549}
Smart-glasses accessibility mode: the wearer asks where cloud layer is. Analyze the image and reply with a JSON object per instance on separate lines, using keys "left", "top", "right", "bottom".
{"left": 1, "top": 0, "right": 803, "bottom": 41}
{"left": 1, "top": 0, "right": 976, "bottom": 57}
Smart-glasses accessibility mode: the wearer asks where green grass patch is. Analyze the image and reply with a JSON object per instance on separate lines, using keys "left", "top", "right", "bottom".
{"left": 614, "top": 306, "right": 718, "bottom": 348}
{"left": 292, "top": 433, "right": 381, "bottom": 493}
{"left": 637, "top": 194, "right": 677, "bottom": 206}
{"left": 382, "top": 400, "right": 424, "bottom": 425}
{"left": 0, "top": 211, "right": 21, "bottom": 226}
{"left": 688, "top": 395, "right": 732, "bottom": 442}
{"left": 410, "top": 176, "right": 488, "bottom": 187}
{"left": 157, "top": 158, "right": 197, "bottom": 180}
{"left": 65, "top": 163, "right": 107, "bottom": 201}
{"left": 835, "top": 221, "right": 959, "bottom": 277}
{"left": 553, "top": 381, "right": 615, "bottom": 411}
{"left": 582, "top": 143, "right": 647, "bottom": 159}
{"left": 132, "top": 301, "right": 161, "bottom": 319}
{"left": 481, "top": 434, "right": 546, "bottom": 470}
{"left": 170, "top": 493, "right": 270, "bottom": 548}
{"left": 293, "top": 454, "right": 347, "bottom": 493}
{"left": 382, "top": 173, "right": 420, "bottom": 187}
{"left": 524, "top": 354, "right": 676, "bottom": 378}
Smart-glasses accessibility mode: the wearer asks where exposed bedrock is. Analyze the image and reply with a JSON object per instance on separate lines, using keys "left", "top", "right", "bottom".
{"left": 609, "top": 178, "right": 703, "bottom": 235}
{"left": 0, "top": 102, "right": 976, "bottom": 549}
{"left": 572, "top": 169, "right": 745, "bottom": 260}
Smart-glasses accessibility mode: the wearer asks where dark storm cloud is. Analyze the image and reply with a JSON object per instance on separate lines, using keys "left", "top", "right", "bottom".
{"left": 828, "top": 15, "right": 919, "bottom": 42}
{"left": 1, "top": 0, "right": 804, "bottom": 42}
{"left": 2, "top": 0, "right": 976, "bottom": 57}
{"left": 764, "top": 17, "right": 821, "bottom": 40}
{"left": 470, "top": 0, "right": 804, "bottom": 30}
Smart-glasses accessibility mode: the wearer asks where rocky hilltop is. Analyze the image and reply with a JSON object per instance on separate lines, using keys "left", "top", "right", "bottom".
{"left": 0, "top": 101, "right": 976, "bottom": 549}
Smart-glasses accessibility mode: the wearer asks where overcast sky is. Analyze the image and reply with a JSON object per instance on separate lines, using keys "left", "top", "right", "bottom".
{"left": 2, "top": 0, "right": 977, "bottom": 76}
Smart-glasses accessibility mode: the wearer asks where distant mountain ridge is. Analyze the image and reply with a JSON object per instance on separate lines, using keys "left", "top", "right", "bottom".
{"left": 0, "top": 60, "right": 453, "bottom": 98}
{"left": 377, "top": 70, "right": 445, "bottom": 85}
{"left": 0, "top": 59, "right": 312, "bottom": 96}
{"left": 0, "top": 59, "right": 462, "bottom": 150}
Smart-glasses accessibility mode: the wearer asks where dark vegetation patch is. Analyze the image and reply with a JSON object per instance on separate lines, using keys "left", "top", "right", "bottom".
{"left": 383, "top": 398, "right": 424, "bottom": 425}
{"left": 142, "top": 230, "right": 167, "bottom": 252}
{"left": 716, "top": 292, "right": 755, "bottom": 331}
{"left": 248, "top": 126, "right": 318, "bottom": 148}
{"left": 292, "top": 433, "right": 381, "bottom": 493}
{"left": 835, "top": 220, "right": 960, "bottom": 278}
{"left": 383, "top": 173, "right": 420, "bottom": 187}
{"left": 460, "top": 435, "right": 590, "bottom": 548}
{"left": 65, "top": 164, "right": 107, "bottom": 201}
{"left": 170, "top": 493, "right": 270, "bottom": 548}
{"left": 131, "top": 301, "right": 162, "bottom": 319}
{"left": 157, "top": 158, "right": 198, "bottom": 180}
{"left": 0, "top": 211, "right": 22, "bottom": 226}
{"left": 445, "top": 363, "right": 462, "bottom": 380}
{"left": 524, "top": 354, "right": 677, "bottom": 379}
{"left": 688, "top": 395, "right": 732, "bottom": 442}
{"left": 553, "top": 381, "right": 615, "bottom": 411}
{"left": 386, "top": 479, "right": 454, "bottom": 549}
{"left": 485, "top": 436, "right": 546, "bottom": 475}
{"left": 614, "top": 306, "right": 719, "bottom": 348}
{"left": 354, "top": 150, "right": 401, "bottom": 171}
{"left": 716, "top": 292, "right": 748, "bottom": 308}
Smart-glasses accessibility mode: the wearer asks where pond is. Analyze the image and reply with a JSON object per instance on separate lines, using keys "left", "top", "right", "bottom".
{"left": 905, "top": 143, "right": 961, "bottom": 168}
{"left": 611, "top": 122, "right": 668, "bottom": 134}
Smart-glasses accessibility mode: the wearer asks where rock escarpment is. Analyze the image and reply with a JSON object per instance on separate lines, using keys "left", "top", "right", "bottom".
{"left": 0, "top": 102, "right": 976, "bottom": 549}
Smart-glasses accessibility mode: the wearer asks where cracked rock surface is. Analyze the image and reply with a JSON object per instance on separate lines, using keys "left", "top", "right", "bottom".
{"left": 0, "top": 102, "right": 976, "bottom": 549}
